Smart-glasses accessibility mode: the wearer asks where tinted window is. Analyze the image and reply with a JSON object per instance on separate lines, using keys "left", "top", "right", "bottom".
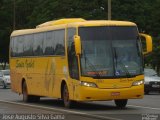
{"left": 79, "top": 26, "right": 138, "bottom": 41}
{"left": 12, "top": 37, "right": 19, "bottom": 57}
{"left": 54, "top": 30, "right": 65, "bottom": 55}
{"left": 24, "top": 34, "right": 33, "bottom": 56}
{"left": 79, "top": 26, "right": 143, "bottom": 77}
{"left": 11, "top": 37, "right": 16, "bottom": 57}
{"left": 17, "top": 36, "right": 24, "bottom": 56}
{"left": 33, "top": 33, "right": 44, "bottom": 56}
{"left": 43, "top": 31, "right": 55, "bottom": 55}
{"left": 11, "top": 36, "right": 24, "bottom": 57}
{"left": 67, "top": 28, "right": 79, "bottom": 79}
{"left": 10, "top": 29, "right": 65, "bottom": 57}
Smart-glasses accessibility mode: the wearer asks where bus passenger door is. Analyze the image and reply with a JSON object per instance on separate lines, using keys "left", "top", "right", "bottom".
{"left": 67, "top": 28, "right": 79, "bottom": 100}
{"left": 68, "top": 42, "right": 80, "bottom": 100}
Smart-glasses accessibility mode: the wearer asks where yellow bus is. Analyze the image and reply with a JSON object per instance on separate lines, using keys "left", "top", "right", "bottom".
{"left": 10, "top": 18, "right": 152, "bottom": 108}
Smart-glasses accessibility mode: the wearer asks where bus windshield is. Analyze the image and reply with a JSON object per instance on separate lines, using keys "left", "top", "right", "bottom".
{"left": 79, "top": 26, "right": 143, "bottom": 78}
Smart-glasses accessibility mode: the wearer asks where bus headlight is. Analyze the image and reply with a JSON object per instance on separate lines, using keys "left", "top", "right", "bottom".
{"left": 80, "top": 81, "right": 98, "bottom": 88}
{"left": 132, "top": 80, "right": 144, "bottom": 86}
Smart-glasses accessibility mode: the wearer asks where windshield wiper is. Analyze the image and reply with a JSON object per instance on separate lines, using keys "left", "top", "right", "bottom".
{"left": 83, "top": 51, "right": 101, "bottom": 78}
{"left": 113, "top": 48, "right": 133, "bottom": 78}
{"left": 118, "top": 61, "right": 134, "bottom": 78}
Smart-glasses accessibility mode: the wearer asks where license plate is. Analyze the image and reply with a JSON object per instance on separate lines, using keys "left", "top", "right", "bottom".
{"left": 152, "top": 84, "right": 160, "bottom": 88}
{"left": 111, "top": 92, "right": 120, "bottom": 96}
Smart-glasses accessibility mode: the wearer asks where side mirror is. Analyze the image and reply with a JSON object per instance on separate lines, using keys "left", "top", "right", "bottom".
{"left": 139, "top": 33, "right": 152, "bottom": 55}
{"left": 74, "top": 35, "right": 82, "bottom": 55}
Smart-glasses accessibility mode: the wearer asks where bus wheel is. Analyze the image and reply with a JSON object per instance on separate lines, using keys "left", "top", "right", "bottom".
{"left": 31, "top": 95, "right": 40, "bottom": 102}
{"left": 114, "top": 99, "right": 128, "bottom": 109}
{"left": 22, "top": 82, "right": 40, "bottom": 102}
{"left": 63, "top": 84, "right": 73, "bottom": 108}
{"left": 22, "top": 82, "right": 32, "bottom": 102}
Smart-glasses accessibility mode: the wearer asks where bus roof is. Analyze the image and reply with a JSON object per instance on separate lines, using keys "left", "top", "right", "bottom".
{"left": 11, "top": 18, "right": 137, "bottom": 37}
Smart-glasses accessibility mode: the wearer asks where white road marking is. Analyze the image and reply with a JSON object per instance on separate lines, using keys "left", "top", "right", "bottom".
{"left": 128, "top": 105, "right": 160, "bottom": 110}
{"left": 0, "top": 100, "right": 122, "bottom": 120}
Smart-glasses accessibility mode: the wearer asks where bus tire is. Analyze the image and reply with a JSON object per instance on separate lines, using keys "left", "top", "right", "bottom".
{"left": 114, "top": 99, "right": 128, "bottom": 109}
{"left": 30, "top": 95, "right": 40, "bottom": 102}
{"left": 22, "top": 82, "right": 40, "bottom": 102}
{"left": 62, "top": 84, "right": 74, "bottom": 108}
{"left": 22, "top": 81, "right": 33, "bottom": 102}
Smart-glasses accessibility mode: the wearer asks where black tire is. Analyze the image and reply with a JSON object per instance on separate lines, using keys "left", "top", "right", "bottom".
{"left": 62, "top": 84, "right": 74, "bottom": 108}
{"left": 22, "top": 81, "right": 31, "bottom": 102}
{"left": 2, "top": 81, "right": 6, "bottom": 89}
{"left": 22, "top": 82, "right": 40, "bottom": 102}
{"left": 30, "top": 95, "right": 40, "bottom": 102}
{"left": 114, "top": 99, "right": 128, "bottom": 109}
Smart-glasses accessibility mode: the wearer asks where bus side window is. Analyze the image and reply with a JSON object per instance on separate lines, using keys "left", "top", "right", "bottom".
{"left": 67, "top": 28, "right": 79, "bottom": 80}
{"left": 68, "top": 42, "right": 79, "bottom": 79}
{"left": 33, "top": 33, "right": 44, "bottom": 56}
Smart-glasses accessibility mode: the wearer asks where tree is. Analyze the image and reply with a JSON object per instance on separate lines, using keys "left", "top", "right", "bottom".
{"left": 0, "top": 0, "right": 13, "bottom": 66}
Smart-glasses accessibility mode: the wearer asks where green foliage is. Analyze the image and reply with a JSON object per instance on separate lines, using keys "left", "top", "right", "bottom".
{"left": 0, "top": 0, "right": 160, "bottom": 71}
{"left": 0, "top": 0, "right": 13, "bottom": 63}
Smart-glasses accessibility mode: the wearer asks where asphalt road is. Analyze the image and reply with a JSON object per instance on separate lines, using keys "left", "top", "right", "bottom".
{"left": 0, "top": 88, "right": 160, "bottom": 120}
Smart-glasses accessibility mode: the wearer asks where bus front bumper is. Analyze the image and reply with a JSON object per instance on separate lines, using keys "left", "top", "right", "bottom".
{"left": 74, "top": 85, "right": 144, "bottom": 101}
